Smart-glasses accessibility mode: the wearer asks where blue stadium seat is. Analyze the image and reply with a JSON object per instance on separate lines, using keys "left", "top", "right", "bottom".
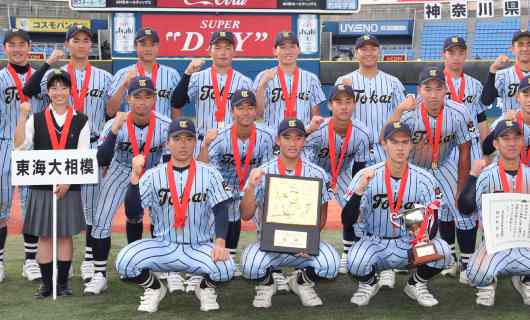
{"left": 472, "top": 18, "right": 519, "bottom": 59}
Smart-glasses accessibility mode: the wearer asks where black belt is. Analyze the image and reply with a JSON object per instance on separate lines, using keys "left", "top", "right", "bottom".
{"left": 365, "top": 232, "right": 401, "bottom": 240}
{"left": 90, "top": 135, "right": 100, "bottom": 143}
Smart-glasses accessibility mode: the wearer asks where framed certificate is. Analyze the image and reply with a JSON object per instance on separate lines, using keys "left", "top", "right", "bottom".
{"left": 260, "top": 174, "right": 323, "bottom": 255}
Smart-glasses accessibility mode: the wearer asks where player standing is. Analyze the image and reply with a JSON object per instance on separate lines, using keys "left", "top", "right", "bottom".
{"left": 303, "top": 84, "right": 372, "bottom": 276}
{"left": 240, "top": 118, "right": 339, "bottom": 308}
{"left": 171, "top": 31, "right": 253, "bottom": 149}
{"left": 107, "top": 27, "right": 181, "bottom": 119}
{"left": 115, "top": 117, "right": 234, "bottom": 313}
{"left": 0, "top": 29, "right": 47, "bottom": 283}
{"left": 84, "top": 77, "right": 171, "bottom": 295}
{"left": 458, "top": 120, "right": 530, "bottom": 306}
{"left": 23, "top": 24, "right": 112, "bottom": 282}
{"left": 253, "top": 31, "right": 326, "bottom": 133}
{"left": 481, "top": 30, "right": 530, "bottom": 112}
{"left": 335, "top": 34, "right": 406, "bottom": 164}
{"left": 346, "top": 122, "right": 452, "bottom": 307}
{"left": 198, "top": 89, "right": 275, "bottom": 276}
{"left": 387, "top": 67, "right": 478, "bottom": 283}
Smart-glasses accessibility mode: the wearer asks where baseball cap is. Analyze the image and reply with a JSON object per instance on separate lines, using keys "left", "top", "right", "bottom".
{"left": 278, "top": 118, "right": 305, "bottom": 136}
{"left": 46, "top": 69, "right": 71, "bottom": 89}
{"left": 492, "top": 119, "right": 522, "bottom": 139}
{"left": 418, "top": 67, "right": 445, "bottom": 84}
{"left": 209, "top": 31, "right": 235, "bottom": 46}
{"left": 329, "top": 84, "right": 354, "bottom": 101}
{"left": 66, "top": 24, "right": 92, "bottom": 41}
{"left": 443, "top": 36, "right": 467, "bottom": 51}
{"left": 168, "top": 117, "right": 196, "bottom": 138}
{"left": 512, "top": 29, "right": 530, "bottom": 43}
{"left": 354, "top": 34, "right": 380, "bottom": 49}
{"left": 3, "top": 28, "right": 30, "bottom": 44}
{"left": 135, "top": 28, "right": 160, "bottom": 43}
{"left": 383, "top": 122, "right": 412, "bottom": 140}
{"left": 128, "top": 76, "right": 155, "bottom": 95}
{"left": 519, "top": 75, "right": 530, "bottom": 92}
{"left": 274, "top": 31, "right": 299, "bottom": 47}
{"left": 231, "top": 89, "right": 256, "bottom": 107}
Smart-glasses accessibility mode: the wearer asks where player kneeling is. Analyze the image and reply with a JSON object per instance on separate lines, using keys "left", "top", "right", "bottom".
{"left": 115, "top": 118, "right": 235, "bottom": 313}
{"left": 345, "top": 122, "right": 453, "bottom": 307}
{"left": 240, "top": 119, "right": 339, "bottom": 308}
{"left": 459, "top": 120, "right": 530, "bottom": 306}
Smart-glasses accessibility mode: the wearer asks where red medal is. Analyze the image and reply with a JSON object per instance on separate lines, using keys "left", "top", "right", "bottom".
{"left": 384, "top": 162, "right": 409, "bottom": 230}
{"left": 515, "top": 63, "right": 526, "bottom": 81}
{"left": 211, "top": 65, "right": 234, "bottom": 124}
{"left": 328, "top": 120, "right": 352, "bottom": 188}
{"left": 166, "top": 160, "right": 196, "bottom": 229}
{"left": 7, "top": 64, "right": 32, "bottom": 103}
{"left": 277, "top": 157, "right": 302, "bottom": 176}
{"left": 44, "top": 106, "right": 74, "bottom": 150}
{"left": 444, "top": 68, "right": 465, "bottom": 103}
{"left": 67, "top": 63, "right": 92, "bottom": 113}
{"left": 498, "top": 160, "right": 523, "bottom": 193}
{"left": 277, "top": 66, "right": 299, "bottom": 118}
{"left": 516, "top": 112, "right": 530, "bottom": 165}
{"left": 231, "top": 125, "right": 256, "bottom": 189}
{"left": 127, "top": 111, "right": 156, "bottom": 175}
{"left": 420, "top": 103, "right": 444, "bottom": 169}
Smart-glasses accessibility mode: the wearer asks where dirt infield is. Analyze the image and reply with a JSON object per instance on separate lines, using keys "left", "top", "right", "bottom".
{"left": 7, "top": 190, "right": 343, "bottom": 234}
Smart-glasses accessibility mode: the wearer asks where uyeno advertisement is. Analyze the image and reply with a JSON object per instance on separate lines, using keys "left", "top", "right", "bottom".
{"left": 139, "top": 14, "right": 293, "bottom": 57}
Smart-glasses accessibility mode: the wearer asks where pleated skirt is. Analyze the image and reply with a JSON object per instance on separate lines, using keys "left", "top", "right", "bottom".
{"left": 23, "top": 189, "right": 85, "bottom": 237}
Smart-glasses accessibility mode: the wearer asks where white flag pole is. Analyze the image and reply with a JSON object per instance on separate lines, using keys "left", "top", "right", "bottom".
{"left": 52, "top": 184, "right": 58, "bottom": 300}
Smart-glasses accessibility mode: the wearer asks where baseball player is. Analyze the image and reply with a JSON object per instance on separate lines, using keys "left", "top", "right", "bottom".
{"left": 23, "top": 24, "right": 113, "bottom": 282}
{"left": 303, "top": 84, "right": 372, "bottom": 277}
{"left": 115, "top": 117, "right": 234, "bottom": 313}
{"left": 441, "top": 36, "right": 488, "bottom": 280}
{"left": 0, "top": 29, "right": 46, "bottom": 283}
{"left": 387, "top": 67, "right": 478, "bottom": 283}
{"left": 107, "top": 27, "right": 181, "bottom": 119}
{"left": 253, "top": 31, "right": 326, "bottom": 133}
{"left": 335, "top": 34, "right": 406, "bottom": 165}
{"left": 171, "top": 31, "right": 253, "bottom": 149}
{"left": 240, "top": 118, "right": 339, "bottom": 308}
{"left": 198, "top": 89, "right": 275, "bottom": 277}
{"left": 346, "top": 122, "right": 452, "bottom": 307}
{"left": 481, "top": 30, "right": 530, "bottom": 112}
{"left": 458, "top": 120, "right": 530, "bottom": 306}
{"left": 84, "top": 76, "right": 171, "bottom": 295}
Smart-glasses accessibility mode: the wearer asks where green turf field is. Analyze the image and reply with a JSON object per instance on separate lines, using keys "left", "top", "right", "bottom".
{"left": 0, "top": 232, "right": 528, "bottom": 320}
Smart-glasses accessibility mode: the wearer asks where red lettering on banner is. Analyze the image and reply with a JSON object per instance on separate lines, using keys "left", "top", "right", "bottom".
{"left": 141, "top": 14, "right": 292, "bottom": 57}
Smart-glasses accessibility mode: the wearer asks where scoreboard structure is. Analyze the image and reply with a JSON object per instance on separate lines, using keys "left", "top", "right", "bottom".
{"left": 69, "top": 0, "right": 360, "bottom": 14}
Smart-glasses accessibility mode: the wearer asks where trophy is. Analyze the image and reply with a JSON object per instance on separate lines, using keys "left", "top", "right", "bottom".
{"left": 395, "top": 203, "right": 442, "bottom": 267}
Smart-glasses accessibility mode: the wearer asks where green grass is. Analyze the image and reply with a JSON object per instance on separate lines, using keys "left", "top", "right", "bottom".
{"left": 0, "top": 232, "right": 528, "bottom": 320}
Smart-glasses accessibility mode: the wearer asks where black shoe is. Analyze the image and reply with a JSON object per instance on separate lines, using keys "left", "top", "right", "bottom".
{"left": 34, "top": 285, "right": 52, "bottom": 299}
{"left": 57, "top": 284, "right": 73, "bottom": 296}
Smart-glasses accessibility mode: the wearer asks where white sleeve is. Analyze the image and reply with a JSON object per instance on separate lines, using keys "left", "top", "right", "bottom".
{"left": 77, "top": 122, "right": 91, "bottom": 150}
{"left": 17, "top": 115, "right": 35, "bottom": 151}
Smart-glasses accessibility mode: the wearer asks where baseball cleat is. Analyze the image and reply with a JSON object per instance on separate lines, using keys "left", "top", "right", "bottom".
{"left": 137, "top": 282, "right": 167, "bottom": 313}
{"left": 166, "top": 272, "right": 186, "bottom": 293}
{"left": 459, "top": 269, "right": 470, "bottom": 285}
{"left": 22, "top": 259, "right": 42, "bottom": 281}
{"left": 253, "top": 283, "right": 277, "bottom": 308}
{"left": 272, "top": 272, "right": 290, "bottom": 292}
{"left": 80, "top": 260, "right": 94, "bottom": 282}
{"left": 0, "top": 262, "right": 4, "bottom": 282}
{"left": 339, "top": 253, "right": 349, "bottom": 274}
{"left": 288, "top": 271, "right": 323, "bottom": 307}
{"left": 476, "top": 283, "right": 496, "bottom": 307}
{"left": 185, "top": 275, "right": 203, "bottom": 293}
{"left": 512, "top": 276, "right": 530, "bottom": 305}
{"left": 404, "top": 282, "right": 439, "bottom": 307}
{"left": 350, "top": 282, "right": 380, "bottom": 306}
{"left": 84, "top": 272, "right": 108, "bottom": 295}
{"left": 379, "top": 270, "right": 396, "bottom": 288}
{"left": 195, "top": 286, "right": 220, "bottom": 311}
{"left": 440, "top": 262, "right": 458, "bottom": 277}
